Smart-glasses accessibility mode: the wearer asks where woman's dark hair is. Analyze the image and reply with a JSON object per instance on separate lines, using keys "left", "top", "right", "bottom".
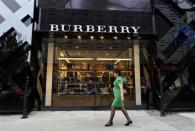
{"left": 114, "top": 69, "right": 121, "bottom": 76}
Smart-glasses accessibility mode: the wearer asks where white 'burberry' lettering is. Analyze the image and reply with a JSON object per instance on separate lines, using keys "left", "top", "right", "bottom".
{"left": 49, "top": 24, "right": 141, "bottom": 34}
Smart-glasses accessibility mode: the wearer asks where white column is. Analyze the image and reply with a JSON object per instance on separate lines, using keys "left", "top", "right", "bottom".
{"left": 45, "top": 43, "right": 54, "bottom": 106}
{"left": 128, "top": 48, "right": 133, "bottom": 68}
{"left": 133, "top": 39, "right": 142, "bottom": 105}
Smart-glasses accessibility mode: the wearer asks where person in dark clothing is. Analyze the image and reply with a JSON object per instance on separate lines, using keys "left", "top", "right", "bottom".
{"left": 145, "top": 83, "right": 151, "bottom": 109}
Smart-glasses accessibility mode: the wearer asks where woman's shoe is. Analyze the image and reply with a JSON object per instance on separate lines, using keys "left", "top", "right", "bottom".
{"left": 105, "top": 121, "right": 113, "bottom": 127}
{"left": 125, "top": 120, "right": 132, "bottom": 126}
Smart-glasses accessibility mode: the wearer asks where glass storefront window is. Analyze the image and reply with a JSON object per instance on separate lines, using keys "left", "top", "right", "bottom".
{"left": 47, "top": 37, "right": 135, "bottom": 107}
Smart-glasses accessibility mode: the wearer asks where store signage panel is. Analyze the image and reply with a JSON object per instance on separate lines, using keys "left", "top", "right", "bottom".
{"left": 39, "top": 9, "right": 153, "bottom": 34}
{"left": 49, "top": 24, "right": 141, "bottom": 34}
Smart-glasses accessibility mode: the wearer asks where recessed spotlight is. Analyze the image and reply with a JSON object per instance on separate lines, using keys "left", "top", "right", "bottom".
{"left": 127, "top": 36, "right": 131, "bottom": 40}
{"left": 100, "top": 36, "right": 104, "bottom": 40}
{"left": 90, "top": 36, "right": 94, "bottom": 40}
{"left": 64, "top": 35, "right": 68, "bottom": 39}
{"left": 77, "top": 35, "right": 81, "bottom": 39}
{"left": 113, "top": 36, "right": 118, "bottom": 40}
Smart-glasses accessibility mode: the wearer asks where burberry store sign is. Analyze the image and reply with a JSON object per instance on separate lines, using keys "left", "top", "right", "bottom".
{"left": 49, "top": 24, "right": 141, "bottom": 34}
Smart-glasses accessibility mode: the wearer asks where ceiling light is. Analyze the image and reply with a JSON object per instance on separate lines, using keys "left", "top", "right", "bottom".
{"left": 97, "top": 58, "right": 132, "bottom": 61}
{"left": 100, "top": 36, "right": 104, "bottom": 40}
{"left": 58, "top": 58, "right": 94, "bottom": 61}
{"left": 113, "top": 36, "right": 118, "bottom": 40}
{"left": 77, "top": 35, "right": 81, "bottom": 39}
{"left": 90, "top": 36, "right": 94, "bottom": 40}
{"left": 64, "top": 35, "right": 68, "bottom": 39}
{"left": 127, "top": 36, "right": 131, "bottom": 40}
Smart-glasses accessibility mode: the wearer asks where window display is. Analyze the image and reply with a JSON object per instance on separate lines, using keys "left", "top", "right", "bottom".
{"left": 56, "top": 60, "right": 133, "bottom": 95}
{"left": 51, "top": 48, "right": 135, "bottom": 106}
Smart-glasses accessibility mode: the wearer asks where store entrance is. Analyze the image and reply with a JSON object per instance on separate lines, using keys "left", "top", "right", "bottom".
{"left": 50, "top": 35, "right": 135, "bottom": 107}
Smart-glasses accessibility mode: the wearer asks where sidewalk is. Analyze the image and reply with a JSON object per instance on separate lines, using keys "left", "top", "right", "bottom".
{"left": 0, "top": 110, "right": 195, "bottom": 131}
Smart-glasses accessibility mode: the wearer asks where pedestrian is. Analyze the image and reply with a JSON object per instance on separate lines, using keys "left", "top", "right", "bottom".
{"left": 105, "top": 69, "right": 132, "bottom": 127}
{"left": 145, "top": 83, "right": 151, "bottom": 109}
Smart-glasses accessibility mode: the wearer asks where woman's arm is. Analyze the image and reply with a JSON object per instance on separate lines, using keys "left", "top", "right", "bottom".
{"left": 119, "top": 84, "right": 124, "bottom": 101}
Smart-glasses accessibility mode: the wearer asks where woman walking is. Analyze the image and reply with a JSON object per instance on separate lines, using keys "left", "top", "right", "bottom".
{"left": 105, "top": 69, "right": 132, "bottom": 127}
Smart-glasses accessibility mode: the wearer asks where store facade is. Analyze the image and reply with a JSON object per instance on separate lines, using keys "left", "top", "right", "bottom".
{"left": 34, "top": 0, "right": 154, "bottom": 108}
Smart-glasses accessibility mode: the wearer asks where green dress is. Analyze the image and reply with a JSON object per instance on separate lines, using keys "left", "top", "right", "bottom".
{"left": 112, "top": 76, "right": 124, "bottom": 108}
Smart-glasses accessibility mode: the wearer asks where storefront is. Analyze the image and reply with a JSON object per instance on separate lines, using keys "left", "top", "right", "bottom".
{"left": 33, "top": 0, "right": 154, "bottom": 108}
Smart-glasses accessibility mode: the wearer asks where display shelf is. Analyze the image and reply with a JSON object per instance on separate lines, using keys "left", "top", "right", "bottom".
{"left": 58, "top": 69, "right": 132, "bottom": 72}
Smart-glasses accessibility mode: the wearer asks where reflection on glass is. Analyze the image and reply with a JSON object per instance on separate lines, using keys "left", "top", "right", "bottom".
{"left": 39, "top": 0, "right": 151, "bottom": 11}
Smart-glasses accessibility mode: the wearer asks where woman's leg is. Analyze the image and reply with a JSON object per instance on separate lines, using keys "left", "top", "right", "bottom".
{"left": 121, "top": 107, "right": 132, "bottom": 125}
{"left": 105, "top": 107, "right": 115, "bottom": 126}
{"left": 109, "top": 107, "right": 116, "bottom": 123}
